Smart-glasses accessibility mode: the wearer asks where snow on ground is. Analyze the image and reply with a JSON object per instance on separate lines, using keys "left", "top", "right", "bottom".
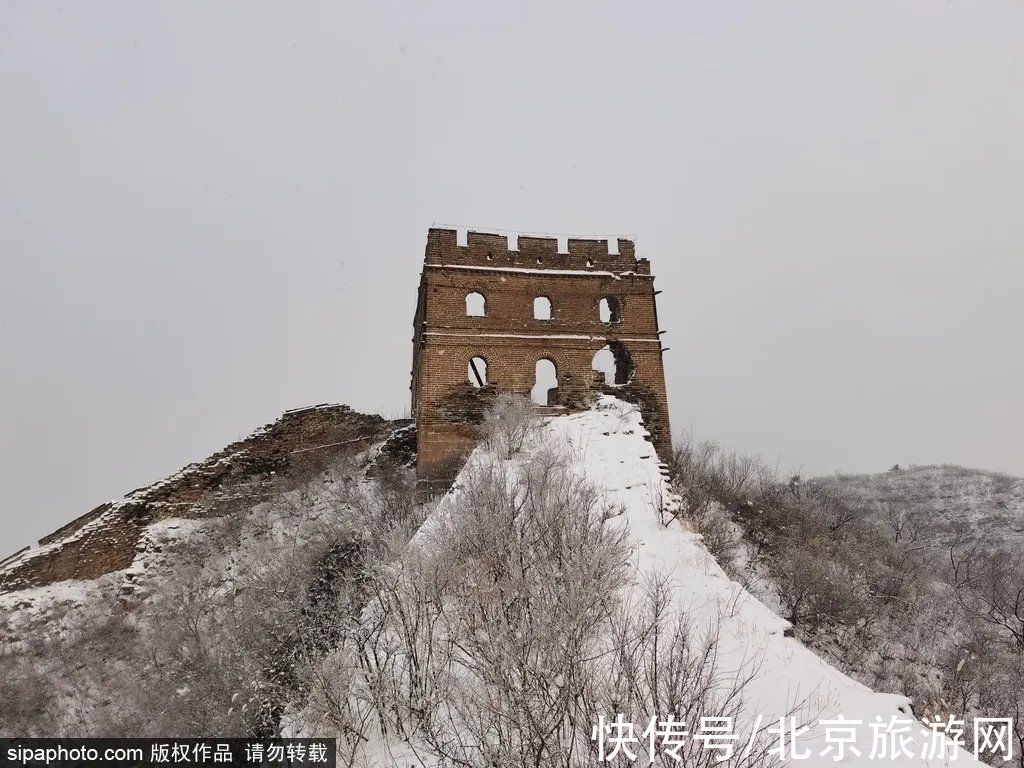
{"left": 0, "top": 442, "right": 381, "bottom": 649}
{"left": 1, "top": 402, "right": 989, "bottom": 766}
{"left": 370, "top": 396, "right": 980, "bottom": 767}
{"left": 0, "top": 517, "right": 210, "bottom": 650}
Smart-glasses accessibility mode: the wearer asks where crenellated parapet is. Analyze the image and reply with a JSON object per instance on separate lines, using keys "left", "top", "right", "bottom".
{"left": 425, "top": 228, "right": 650, "bottom": 275}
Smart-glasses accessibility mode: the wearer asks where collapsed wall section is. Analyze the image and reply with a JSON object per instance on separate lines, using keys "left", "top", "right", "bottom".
{"left": 0, "top": 406, "right": 397, "bottom": 593}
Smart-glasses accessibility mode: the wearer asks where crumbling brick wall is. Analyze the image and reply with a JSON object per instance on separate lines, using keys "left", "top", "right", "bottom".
{"left": 411, "top": 227, "right": 672, "bottom": 485}
{"left": 0, "top": 405, "right": 397, "bottom": 593}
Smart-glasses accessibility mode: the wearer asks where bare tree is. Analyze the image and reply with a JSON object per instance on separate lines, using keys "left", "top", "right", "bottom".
{"left": 950, "top": 540, "right": 1024, "bottom": 650}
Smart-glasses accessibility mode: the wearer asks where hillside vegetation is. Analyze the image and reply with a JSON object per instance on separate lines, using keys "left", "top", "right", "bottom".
{"left": 813, "top": 464, "right": 1024, "bottom": 546}
{"left": 671, "top": 442, "right": 1024, "bottom": 763}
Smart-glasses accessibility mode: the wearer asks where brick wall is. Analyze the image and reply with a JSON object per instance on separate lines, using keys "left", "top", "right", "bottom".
{"left": 411, "top": 227, "right": 672, "bottom": 485}
{"left": 0, "top": 405, "right": 397, "bottom": 593}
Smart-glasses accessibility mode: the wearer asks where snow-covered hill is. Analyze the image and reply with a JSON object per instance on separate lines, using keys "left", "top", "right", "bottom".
{"left": 0, "top": 398, "right": 994, "bottom": 766}
{"left": 351, "top": 398, "right": 983, "bottom": 767}
{"left": 811, "top": 465, "right": 1024, "bottom": 547}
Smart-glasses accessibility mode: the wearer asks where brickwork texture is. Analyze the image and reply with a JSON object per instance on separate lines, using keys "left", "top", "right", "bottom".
{"left": 411, "top": 227, "right": 672, "bottom": 485}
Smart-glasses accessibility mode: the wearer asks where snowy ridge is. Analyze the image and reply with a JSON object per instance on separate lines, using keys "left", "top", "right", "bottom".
{"left": 0, "top": 447, "right": 247, "bottom": 573}
{"left": 0, "top": 437, "right": 256, "bottom": 582}
{"left": 369, "top": 397, "right": 979, "bottom": 767}
{"left": 0, "top": 515, "right": 210, "bottom": 647}
{"left": 0, "top": 419, "right": 405, "bottom": 663}
{"left": 1, "top": 403, "right": 395, "bottom": 594}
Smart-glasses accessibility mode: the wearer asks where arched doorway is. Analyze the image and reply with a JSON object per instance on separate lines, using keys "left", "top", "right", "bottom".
{"left": 534, "top": 296, "right": 552, "bottom": 320}
{"left": 468, "top": 356, "right": 487, "bottom": 388}
{"left": 466, "top": 291, "right": 486, "bottom": 317}
{"left": 531, "top": 358, "right": 558, "bottom": 405}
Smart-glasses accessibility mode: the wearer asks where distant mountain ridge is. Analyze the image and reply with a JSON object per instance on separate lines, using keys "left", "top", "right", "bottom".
{"left": 810, "top": 463, "right": 1024, "bottom": 547}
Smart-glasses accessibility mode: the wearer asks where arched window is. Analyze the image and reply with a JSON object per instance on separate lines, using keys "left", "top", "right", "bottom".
{"left": 468, "top": 356, "right": 488, "bottom": 388}
{"left": 533, "top": 296, "right": 552, "bottom": 321}
{"left": 599, "top": 296, "right": 622, "bottom": 324}
{"left": 592, "top": 342, "right": 633, "bottom": 386}
{"left": 531, "top": 358, "right": 558, "bottom": 406}
{"left": 466, "top": 291, "right": 486, "bottom": 317}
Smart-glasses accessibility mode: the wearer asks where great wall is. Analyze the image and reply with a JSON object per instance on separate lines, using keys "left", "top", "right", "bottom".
{"left": 1, "top": 227, "right": 671, "bottom": 591}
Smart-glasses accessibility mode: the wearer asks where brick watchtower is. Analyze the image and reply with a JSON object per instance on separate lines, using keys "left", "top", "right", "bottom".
{"left": 410, "top": 227, "right": 671, "bottom": 484}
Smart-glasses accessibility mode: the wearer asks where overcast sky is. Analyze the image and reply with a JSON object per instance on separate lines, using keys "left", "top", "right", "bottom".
{"left": 2, "top": 0, "right": 1022, "bottom": 552}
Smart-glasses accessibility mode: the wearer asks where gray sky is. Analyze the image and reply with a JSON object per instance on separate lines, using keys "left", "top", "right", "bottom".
{"left": 2, "top": 0, "right": 1022, "bottom": 552}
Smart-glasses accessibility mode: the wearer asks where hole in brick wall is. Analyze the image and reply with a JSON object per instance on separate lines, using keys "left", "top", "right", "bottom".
{"left": 592, "top": 342, "right": 634, "bottom": 386}
{"left": 457, "top": 229, "right": 468, "bottom": 247}
{"left": 608, "top": 238, "right": 620, "bottom": 255}
{"left": 592, "top": 347, "right": 615, "bottom": 385}
{"left": 531, "top": 358, "right": 558, "bottom": 405}
{"left": 466, "top": 291, "right": 486, "bottom": 316}
{"left": 599, "top": 296, "right": 622, "bottom": 323}
{"left": 468, "top": 356, "right": 488, "bottom": 388}
{"left": 586, "top": 260, "right": 594, "bottom": 268}
{"left": 534, "top": 296, "right": 552, "bottom": 320}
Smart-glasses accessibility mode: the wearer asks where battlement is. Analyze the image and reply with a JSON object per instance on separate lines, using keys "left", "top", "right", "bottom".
{"left": 425, "top": 228, "right": 649, "bottom": 274}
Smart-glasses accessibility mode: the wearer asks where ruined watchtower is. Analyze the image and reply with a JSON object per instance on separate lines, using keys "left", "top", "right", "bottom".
{"left": 410, "top": 227, "right": 671, "bottom": 484}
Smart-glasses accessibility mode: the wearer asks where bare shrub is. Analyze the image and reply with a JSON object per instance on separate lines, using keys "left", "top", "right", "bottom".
{"left": 668, "top": 435, "right": 758, "bottom": 575}
{"left": 481, "top": 392, "right": 539, "bottom": 459}
{"left": 670, "top": 434, "right": 769, "bottom": 512}
{"left": 583, "top": 574, "right": 791, "bottom": 768}
{"left": 124, "top": 464, "right": 419, "bottom": 738}
{"left": 949, "top": 543, "right": 1024, "bottom": 650}
{"left": 688, "top": 501, "right": 743, "bottom": 578}
{"left": 667, "top": 429, "right": 1024, "bottom": 768}
{"left": 0, "top": 598, "right": 142, "bottom": 737}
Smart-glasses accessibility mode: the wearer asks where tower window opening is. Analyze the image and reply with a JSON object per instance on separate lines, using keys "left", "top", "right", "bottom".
{"left": 599, "top": 296, "right": 622, "bottom": 324}
{"left": 466, "top": 291, "right": 486, "bottom": 316}
{"left": 468, "top": 356, "right": 488, "bottom": 388}
{"left": 534, "top": 296, "right": 552, "bottom": 321}
{"left": 531, "top": 358, "right": 558, "bottom": 405}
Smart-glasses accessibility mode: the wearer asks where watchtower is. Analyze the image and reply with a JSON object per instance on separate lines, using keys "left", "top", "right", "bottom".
{"left": 410, "top": 227, "right": 671, "bottom": 484}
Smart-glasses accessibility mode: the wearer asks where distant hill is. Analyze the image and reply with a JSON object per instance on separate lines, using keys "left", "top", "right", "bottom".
{"left": 810, "top": 464, "right": 1024, "bottom": 548}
